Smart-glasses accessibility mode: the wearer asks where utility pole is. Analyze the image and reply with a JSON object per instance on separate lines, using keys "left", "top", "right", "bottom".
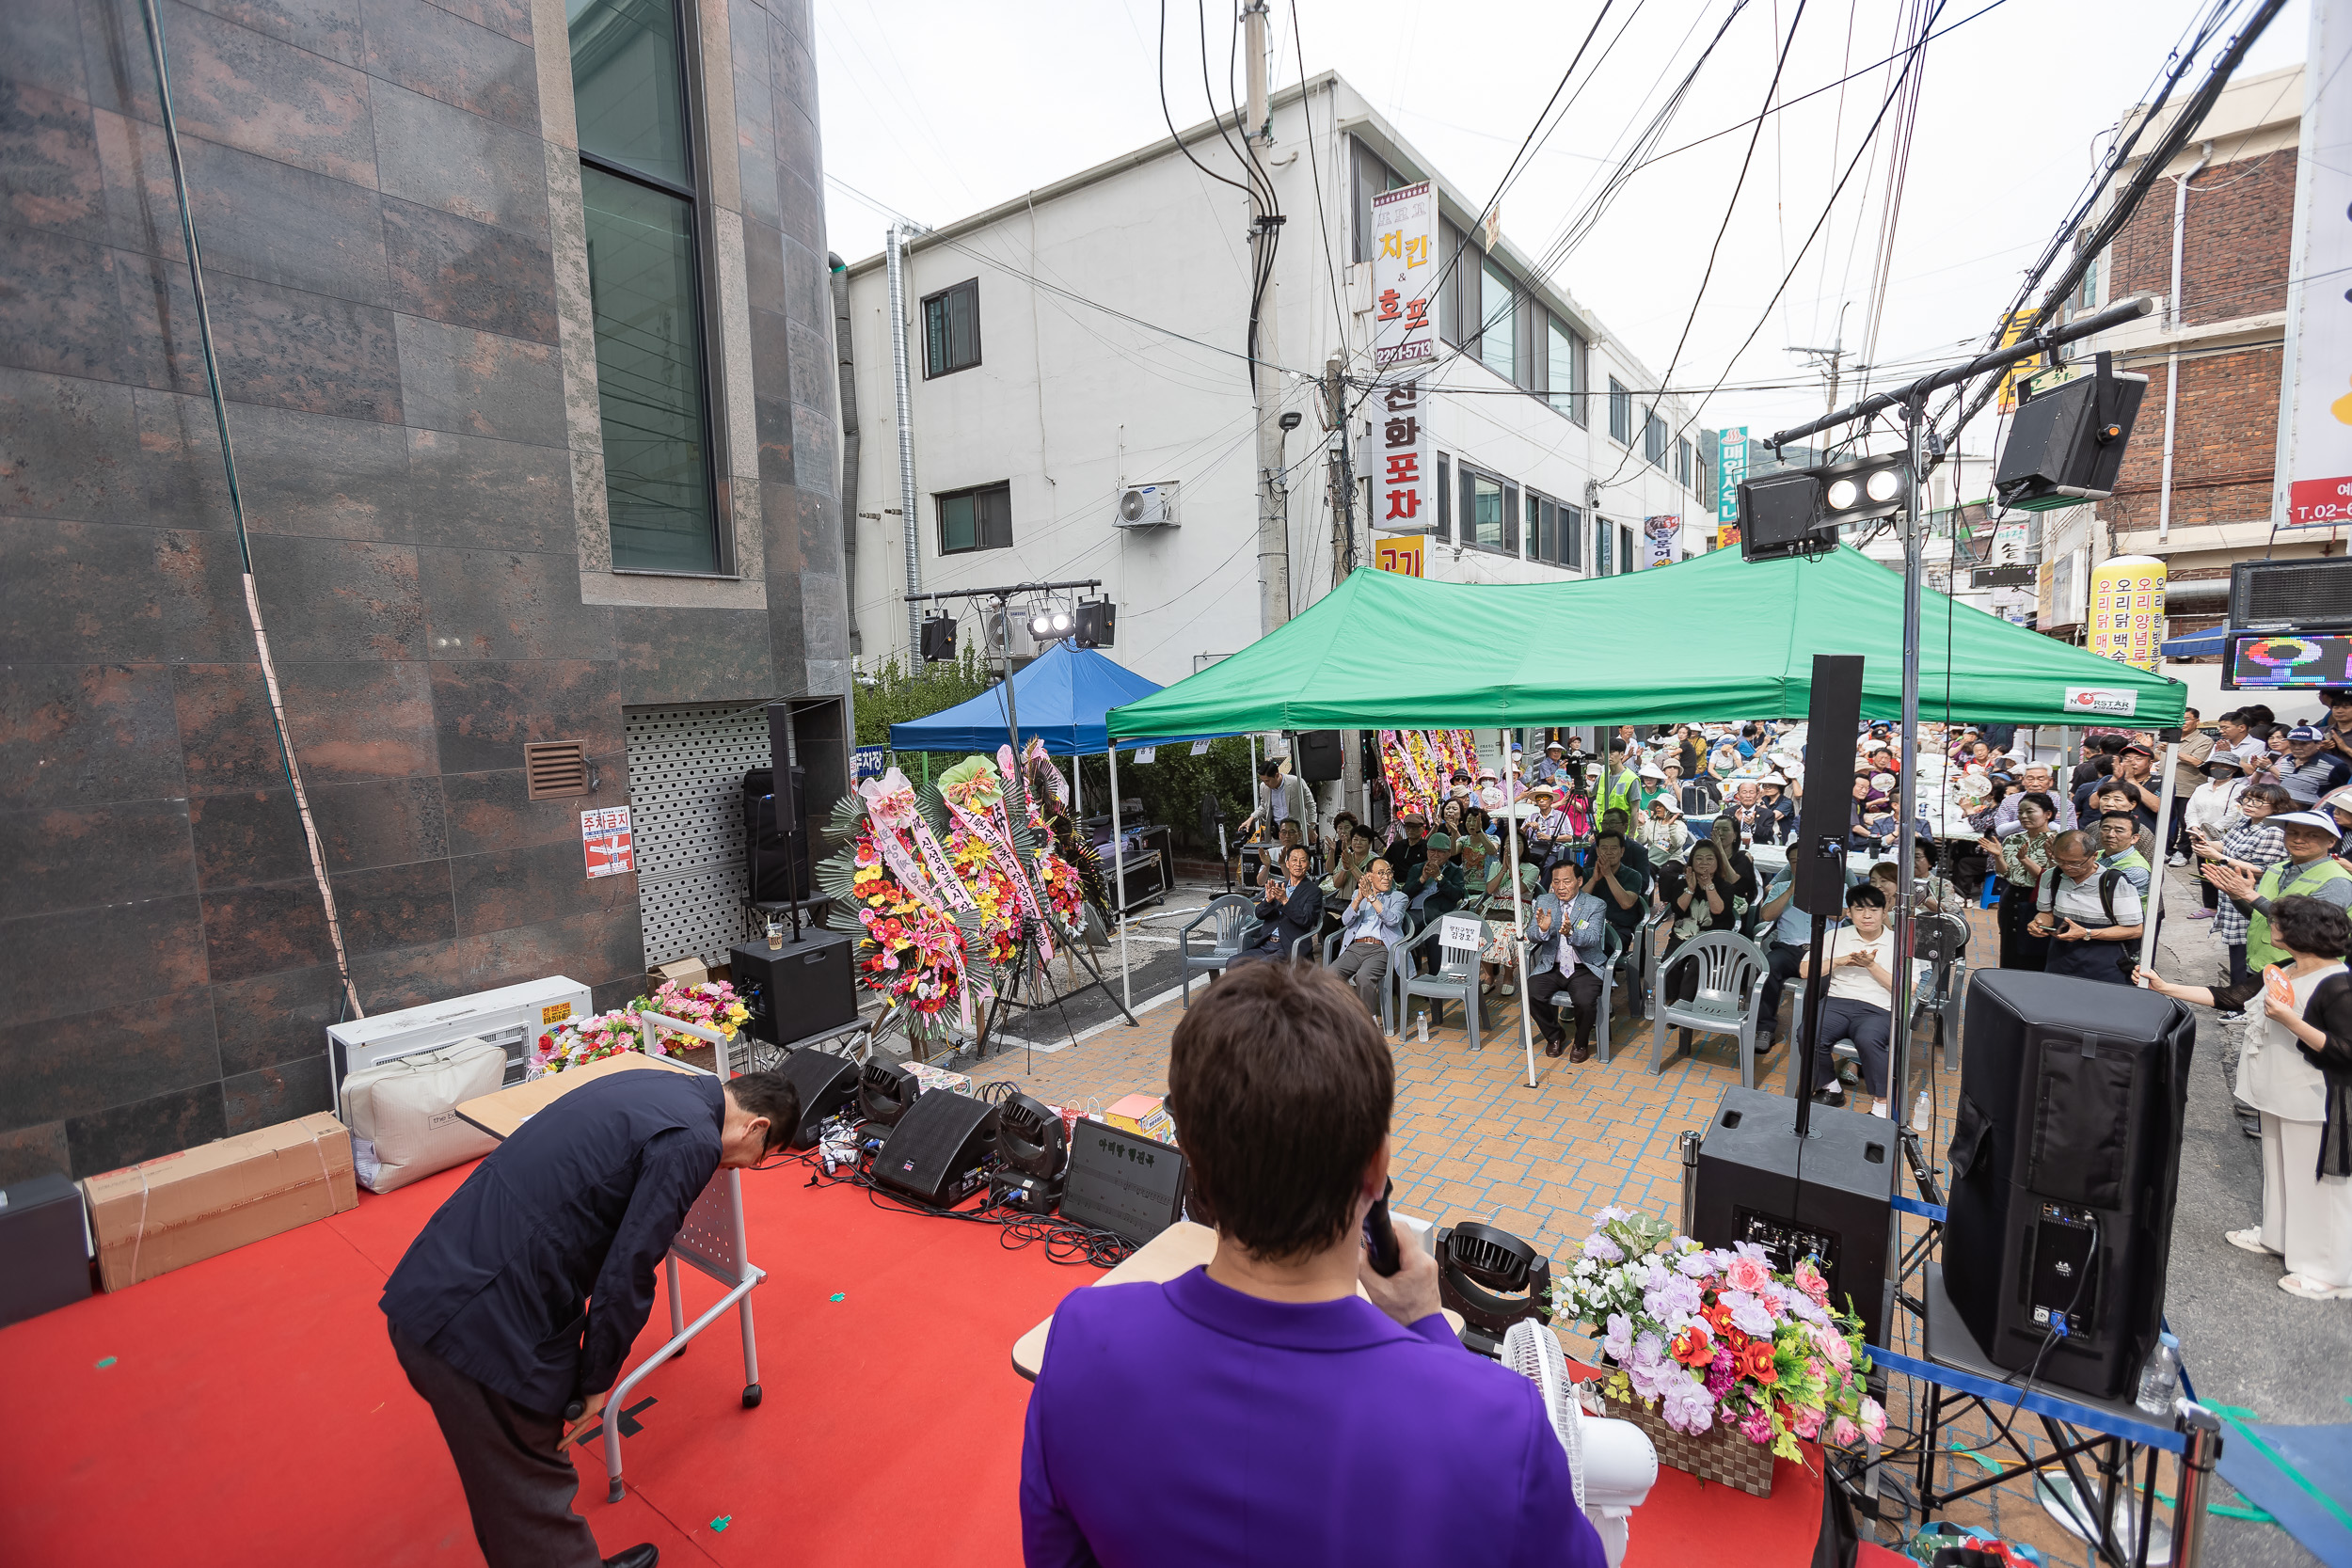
{"left": 1243, "top": 0, "right": 1289, "bottom": 635}
{"left": 1324, "top": 353, "right": 1354, "bottom": 585}
{"left": 885, "top": 222, "right": 923, "bottom": 657}
{"left": 1788, "top": 304, "right": 1852, "bottom": 418}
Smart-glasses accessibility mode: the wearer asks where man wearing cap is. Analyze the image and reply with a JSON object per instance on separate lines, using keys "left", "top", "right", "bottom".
{"left": 2277, "top": 726, "right": 2352, "bottom": 806}
{"left": 2208, "top": 813, "right": 2352, "bottom": 977}
{"left": 1529, "top": 741, "right": 1570, "bottom": 790}
{"left": 1389, "top": 811, "right": 1430, "bottom": 882}
{"left": 1756, "top": 773, "right": 1796, "bottom": 845}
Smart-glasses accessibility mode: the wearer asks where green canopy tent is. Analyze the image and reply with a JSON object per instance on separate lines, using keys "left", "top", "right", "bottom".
{"left": 1102, "top": 544, "right": 2185, "bottom": 738}
{"left": 1099, "top": 544, "right": 2185, "bottom": 1088}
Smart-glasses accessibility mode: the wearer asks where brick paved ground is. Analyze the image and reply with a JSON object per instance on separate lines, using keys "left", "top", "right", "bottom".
{"left": 949, "top": 900, "right": 2154, "bottom": 1560}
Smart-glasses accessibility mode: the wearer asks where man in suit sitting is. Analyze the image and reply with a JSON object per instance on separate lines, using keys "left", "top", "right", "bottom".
{"left": 1398, "top": 831, "right": 1467, "bottom": 940}
{"left": 1234, "top": 843, "right": 1325, "bottom": 965}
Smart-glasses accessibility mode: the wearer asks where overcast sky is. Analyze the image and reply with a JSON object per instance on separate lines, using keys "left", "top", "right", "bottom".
{"left": 814, "top": 0, "right": 2308, "bottom": 460}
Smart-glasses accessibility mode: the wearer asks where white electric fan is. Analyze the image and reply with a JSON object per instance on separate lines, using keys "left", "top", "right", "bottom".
{"left": 1501, "top": 1319, "right": 1658, "bottom": 1568}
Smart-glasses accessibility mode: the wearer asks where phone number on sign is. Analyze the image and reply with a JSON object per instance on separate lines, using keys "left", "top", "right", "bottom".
{"left": 2286, "top": 476, "right": 2352, "bottom": 525}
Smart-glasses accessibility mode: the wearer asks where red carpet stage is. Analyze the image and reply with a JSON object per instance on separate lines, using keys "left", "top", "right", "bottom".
{"left": 0, "top": 1157, "right": 1897, "bottom": 1566}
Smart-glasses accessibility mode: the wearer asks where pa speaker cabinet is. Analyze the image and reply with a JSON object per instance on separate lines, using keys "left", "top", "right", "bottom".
{"left": 1943, "top": 971, "right": 2192, "bottom": 1399}
{"left": 1791, "top": 655, "right": 1865, "bottom": 915}
{"left": 1061, "top": 1120, "right": 1188, "bottom": 1247}
{"left": 729, "top": 932, "right": 856, "bottom": 1048}
{"left": 1692, "top": 1085, "right": 1896, "bottom": 1348}
{"left": 1293, "top": 730, "right": 1343, "bottom": 783}
{"left": 742, "top": 767, "right": 808, "bottom": 904}
{"left": 874, "top": 1090, "right": 999, "bottom": 1207}
{"left": 0, "top": 1174, "right": 91, "bottom": 1328}
{"left": 770, "top": 1047, "right": 862, "bottom": 1148}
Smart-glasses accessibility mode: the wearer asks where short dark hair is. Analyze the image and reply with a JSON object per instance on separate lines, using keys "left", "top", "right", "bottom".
{"left": 2097, "top": 735, "right": 2129, "bottom": 754}
{"left": 1258, "top": 758, "right": 1282, "bottom": 778}
{"left": 1332, "top": 810, "right": 1359, "bottom": 832}
{"left": 2098, "top": 811, "right": 2139, "bottom": 829}
{"left": 724, "top": 1070, "right": 803, "bottom": 1155}
{"left": 2092, "top": 783, "right": 2131, "bottom": 801}
{"left": 2271, "top": 895, "right": 2352, "bottom": 959}
{"left": 1167, "top": 962, "right": 1391, "bottom": 1260}
{"left": 2017, "top": 790, "right": 2058, "bottom": 817}
{"left": 1868, "top": 861, "right": 1899, "bottom": 882}
{"left": 1550, "top": 858, "right": 1583, "bottom": 882}
{"left": 2242, "top": 782, "right": 2294, "bottom": 811}
{"left": 1846, "top": 883, "right": 1886, "bottom": 909}
{"left": 1283, "top": 843, "right": 1311, "bottom": 868}
{"left": 1595, "top": 829, "right": 1627, "bottom": 847}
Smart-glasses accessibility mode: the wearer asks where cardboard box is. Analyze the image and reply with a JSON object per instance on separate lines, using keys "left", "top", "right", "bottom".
{"left": 1104, "top": 1093, "right": 1177, "bottom": 1146}
{"left": 648, "top": 956, "right": 709, "bottom": 991}
{"left": 80, "top": 1112, "right": 358, "bottom": 1291}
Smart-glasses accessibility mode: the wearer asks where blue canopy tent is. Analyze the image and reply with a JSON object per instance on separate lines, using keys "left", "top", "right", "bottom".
{"left": 2160, "top": 626, "right": 2229, "bottom": 659}
{"left": 887, "top": 640, "right": 1222, "bottom": 756}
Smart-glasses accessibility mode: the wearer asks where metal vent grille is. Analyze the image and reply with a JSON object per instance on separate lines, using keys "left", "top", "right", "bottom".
{"left": 624, "top": 704, "right": 773, "bottom": 969}
{"left": 523, "top": 739, "right": 590, "bottom": 800}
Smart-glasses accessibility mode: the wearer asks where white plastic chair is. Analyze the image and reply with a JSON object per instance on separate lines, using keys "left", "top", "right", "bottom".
{"left": 1178, "top": 894, "right": 1260, "bottom": 1007}
{"left": 1650, "top": 930, "right": 1771, "bottom": 1087}
{"left": 1398, "top": 913, "right": 1493, "bottom": 1051}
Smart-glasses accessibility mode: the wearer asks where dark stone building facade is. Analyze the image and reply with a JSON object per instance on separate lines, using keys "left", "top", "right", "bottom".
{"left": 0, "top": 0, "right": 846, "bottom": 1180}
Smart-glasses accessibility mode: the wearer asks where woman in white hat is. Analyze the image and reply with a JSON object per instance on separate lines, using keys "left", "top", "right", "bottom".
{"left": 1637, "top": 794, "right": 1691, "bottom": 862}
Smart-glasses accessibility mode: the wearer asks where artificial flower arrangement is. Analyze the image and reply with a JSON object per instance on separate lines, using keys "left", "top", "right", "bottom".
{"left": 815, "top": 748, "right": 1098, "bottom": 1053}
{"left": 1377, "top": 729, "right": 1481, "bottom": 823}
{"left": 643, "top": 977, "right": 751, "bottom": 1040}
{"left": 1556, "top": 1207, "right": 1884, "bottom": 1461}
{"left": 532, "top": 1007, "right": 660, "bottom": 1075}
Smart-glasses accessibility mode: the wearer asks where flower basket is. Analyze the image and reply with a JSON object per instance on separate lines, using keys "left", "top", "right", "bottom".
{"left": 1593, "top": 1371, "right": 1777, "bottom": 1497}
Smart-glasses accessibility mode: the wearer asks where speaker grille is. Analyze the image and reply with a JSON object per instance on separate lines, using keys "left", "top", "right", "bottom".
{"left": 2232, "top": 557, "right": 2352, "bottom": 626}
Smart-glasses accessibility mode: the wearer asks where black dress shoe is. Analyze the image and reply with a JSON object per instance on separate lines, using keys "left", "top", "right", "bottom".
{"left": 603, "top": 1546, "right": 659, "bottom": 1568}
{"left": 1544, "top": 1038, "right": 1565, "bottom": 1058}
{"left": 1569, "top": 1042, "right": 1593, "bottom": 1064}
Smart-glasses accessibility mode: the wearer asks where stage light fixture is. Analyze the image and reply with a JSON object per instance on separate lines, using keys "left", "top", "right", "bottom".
{"left": 1866, "top": 467, "right": 1901, "bottom": 504}
{"left": 1813, "top": 452, "right": 1910, "bottom": 529}
{"left": 1436, "top": 1220, "right": 1553, "bottom": 1358}
{"left": 997, "top": 1093, "right": 1067, "bottom": 1181}
{"left": 857, "top": 1058, "right": 918, "bottom": 1127}
{"left": 919, "top": 613, "right": 957, "bottom": 663}
{"left": 1994, "top": 355, "right": 2148, "bottom": 512}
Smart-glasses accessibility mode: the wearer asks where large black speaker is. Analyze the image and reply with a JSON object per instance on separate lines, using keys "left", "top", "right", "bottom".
{"left": 728, "top": 933, "right": 856, "bottom": 1048}
{"left": 1692, "top": 1086, "right": 1896, "bottom": 1347}
{"left": 1993, "top": 359, "right": 2148, "bottom": 513}
{"left": 1792, "top": 655, "right": 1865, "bottom": 916}
{"left": 1739, "top": 469, "right": 1827, "bottom": 562}
{"left": 743, "top": 767, "right": 808, "bottom": 904}
{"left": 768, "top": 1047, "right": 862, "bottom": 1148}
{"left": 1943, "top": 971, "right": 2193, "bottom": 1399}
{"left": 874, "top": 1090, "right": 999, "bottom": 1207}
{"left": 1293, "top": 730, "right": 1343, "bottom": 783}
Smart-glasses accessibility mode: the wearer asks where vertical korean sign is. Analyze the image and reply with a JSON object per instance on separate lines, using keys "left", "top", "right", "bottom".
{"left": 1715, "top": 427, "right": 1746, "bottom": 523}
{"left": 1370, "top": 181, "right": 1436, "bottom": 536}
{"left": 2278, "top": 4, "right": 2352, "bottom": 530}
{"left": 2088, "top": 555, "right": 2166, "bottom": 671}
{"left": 581, "top": 806, "right": 634, "bottom": 878}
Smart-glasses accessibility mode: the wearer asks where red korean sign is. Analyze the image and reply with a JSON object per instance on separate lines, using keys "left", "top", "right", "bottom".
{"left": 581, "top": 806, "right": 634, "bottom": 879}
{"left": 2286, "top": 475, "right": 2352, "bottom": 528}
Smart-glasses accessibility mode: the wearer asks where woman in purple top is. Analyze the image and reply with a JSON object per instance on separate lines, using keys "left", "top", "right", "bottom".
{"left": 1020, "top": 962, "right": 1604, "bottom": 1568}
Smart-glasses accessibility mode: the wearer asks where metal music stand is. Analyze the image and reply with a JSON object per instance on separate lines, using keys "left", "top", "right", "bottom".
{"left": 597, "top": 1011, "right": 767, "bottom": 1502}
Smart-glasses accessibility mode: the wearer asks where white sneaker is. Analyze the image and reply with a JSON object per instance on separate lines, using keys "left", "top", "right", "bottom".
{"left": 2168, "top": 853, "right": 2190, "bottom": 867}
{"left": 2225, "top": 1227, "right": 2279, "bottom": 1256}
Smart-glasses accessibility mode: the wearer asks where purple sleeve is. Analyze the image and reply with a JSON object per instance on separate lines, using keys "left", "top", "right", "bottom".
{"left": 1019, "top": 1330, "right": 1102, "bottom": 1568}
{"left": 1407, "top": 1313, "right": 1461, "bottom": 1351}
{"left": 1507, "top": 1393, "right": 1609, "bottom": 1568}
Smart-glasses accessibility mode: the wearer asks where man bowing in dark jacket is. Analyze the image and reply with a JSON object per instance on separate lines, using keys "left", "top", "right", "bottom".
{"left": 383, "top": 1066, "right": 802, "bottom": 1568}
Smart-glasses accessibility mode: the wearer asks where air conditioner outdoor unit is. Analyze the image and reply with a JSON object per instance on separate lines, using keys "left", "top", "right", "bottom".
{"left": 983, "top": 610, "right": 1038, "bottom": 659}
{"left": 326, "top": 974, "right": 594, "bottom": 1119}
{"left": 1116, "top": 483, "right": 1179, "bottom": 529}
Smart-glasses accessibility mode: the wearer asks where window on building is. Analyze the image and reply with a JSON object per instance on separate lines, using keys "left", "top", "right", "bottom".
{"left": 1501, "top": 480, "right": 1520, "bottom": 553}
{"left": 571, "top": 0, "right": 719, "bottom": 574}
{"left": 1528, "top": 491, "right": 1547, "bottom": 562}
{"left": 1560, "top": 501, "right": 1583, "bottom": 568}
{"left": 1645, "top": 411, "right": 1668, "bottom": 468}
{"left": 1437, "top": 453, "right": 1452, "bottom": 542}
{"left": 923, "top": 279, "right": 980, "bottom": 376}
{"left": 1595, "top": 516, "right": 1612, "bottom": 574}
{"left": 2077, "top": 253, "right": 2101, "bottom": 312}
{"left": 1444, "top": 230, "right": 1479, "bottom": 350}
{"left": 1618, "top": 523, "right": 1634, "bottom": 574}
{"left": 1697, "top": 430, "right": 1718, "bottom": 510}
{"left": 1480, "top": 259, "right": 1517, "bottom": 382}
{"left": 1677, "top": 436, "right": 1692, "bottom": 490}
{"left": 936, "top": 482, "right": 1011, "bottom": 555}
{"left": 1549, "top": 316, "right": 1586, "bottom": 424}
{"left": 1470, "top": 471, "right": 1502, "bottom": 551}
{"left": 1609, "top": 379, "right": 1631, "bottom": 445}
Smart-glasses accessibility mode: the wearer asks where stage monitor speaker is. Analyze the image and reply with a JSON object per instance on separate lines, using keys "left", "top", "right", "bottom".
{"left": 1992, "top": 358, "right": 2148, "bottom": 513}
{"left": 874, "top": 1090, "right": 999, "bottom": 1207}
{"left": 1692, "top": 1085, "right": 1896, "bottom": 1348}
{"left": 1060, "top": 1120, "right": 1187, "bottom": 1246}
{"left": 728, "top": 933, "right": 855, "bottom": 1048}
{"left": 858, "top": 1059, "right": 918, "bottom": 1127}
{"left": 1791, "top": 654, "right": 1866, "bottom": 915}
{"left": 1293, "top": 730, "right": 1343, "bottom": 783}
{"left": 768, "top": 1047, "right": 862, "bottom": 1149}
{"left": 1942, "top": 971, "right": 2192, "bottom": 1400}
{"left": 742, "top": 768, "right": 809, "bottom": 904}
{"left": 2229, "top": 556, "right": 2352, "bottom": 628}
